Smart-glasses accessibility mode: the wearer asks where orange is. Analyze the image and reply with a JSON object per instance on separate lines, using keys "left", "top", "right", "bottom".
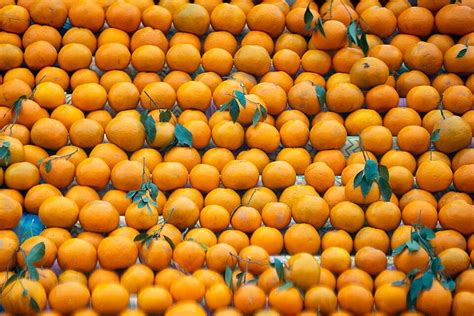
{"left": 131, "top": 46, "right": 165, "bottom": 73}
{"left": 97, "top": 236, "right": 138, "bottom": 271}
{"left": 39, "top": 196, "right": 79, "bottom": 228}
{"left": 397, "top": 125, "right": 431, "bottom": 155}
{"left": 326, "top": 82, "right": 364, "bottom": 113}
{"left": 404, "top": 41, "right": 444, "bottom": 75}
{"left": 234, "top": 45, "right": 271, "bottom": 77}
{"left": 29, "top": 0, "right": 67, "bottom": 28}
{"left": 337, "top": 268, "right": 373, "bottom": 292}
{"left": 176, "top": 81, "right": 212, "bottom": 112}
{"left": 105, "top": 114, "right": 146, "bottom": 152}
{"left": 79, "top": 200, "right": 119, "bottom": 233}
{"left": 355, "top": 246, "right": 388, "bottom": 276}
{"left": 50, "top": 104, "right": 85, "bottom": 131}
{"left": 261, "top": 202, "right": 291, "bottom": 229}
{"left": 416, "top": 160, "right": 453, "bottom": 192}
{"left": 0, "top": 4, "right": 30, "bottom": 34}
{"left": 291, "top": 195, "right": 329, "bottom": 229}
{"left": 142, "top": 5, "right": 172, "bottom": 33}
{"left": 415, "top": 280, "right": 453, "bottom": 316}
{"left": 69, "top": 118, "right": 104, "bottom": 149}
{"left": 284, "top": 223, "right": 320, "bottom": 255}
{"left": 366, "top": 200, "right": 400, "bottom": 232}
{"left": 438, "top": 248, "right": 470, "bottom": 277}
{"left": 387, "top": 166, "right": 414, "bottom": 196}
{"left": 89, "top": 143, "right": 127, "bottom": 170}
{"left": 72, "top": 83, "right": 108, "bottom": 112}
{"left": 105, "top": 1, "right": 141, "bottom": 33}
{"left": 435, "top": 3, "right": 474, "bottom": 36}
{"left": 64, "top": 186, "right": 100, "bottom": 210}
{"left": 137, "top": 286, "right": 172, "bottom": 314}
{"left": 139, "top": 238, "right": 172, "bottom": 272}
{"left": 162, "top": 195, "right": 200, "bottom": 230}
{"left": 210, "top": 3, "right": 246, "bottom": 35}
{"left": 95, "top": 43, "right": 131, "bottom": 72}
{"left": 453, "top": 164, "right": 474, "bottom": 193}
{"left": 321, "top": 230, "right": 353, "bottom": 253}
{"left": 0, "top": 193, "right": 21, "bottom": 229}
{"left": 97, "top": 27, "right": 130, "bottom": 48}
{"left": 452, "top": 148, "right": 474, "bottom": 171}
{"left": 111, "top": 160, "right": 150, "bottom": 192}
{"left": 205, "top": 243, "right": 238, "bottom": 273}
{"left": 166, "top": 43, "right": 201, "bottom": 74}
{"left": 4, "top": 161, "right": 39, "bottom": 190}
{"left": 245, "top": 3, "right": 285, "bottom": 38}
{"left": 24, "top": 184, "right": 62, "bottom": 215}
{"left": 140, "top": 82, "right": 176, "bottom": 110}
{"left": 250, "top": 226, "right": 283, "bottom": 255}
{"left": 130, "top": 27, "right": 168, "bottom": 53}
{"left": 312, "top": 150, "right": 346, "bottom": 175}
{"left": 172, "top": 240, "right": 206, "bottom": 273}
{"left": 17, "top": 236, "right": 57, "bottom": 269}
{"left": 120, "top": 264, "right": 154, "bottom": 294}
{"left": 261, "top": 161, "right": 296, "bottom": 189}
{"left": 1, "top": 279, "right": 47, "bottom": 315}
{"left": 172, "top": 3, "right": 209, "bottom": 36}
{"left": 320, "top": 247, "right": 351, "bottom": 275}
{"left": 360, "top": 6, "right": 397, "bottom": 38}
{"left": 395, "top": 70, "right": 430, "bottom": 97}
{"left": 268, "top": 286, "right": 303, "bottom": 315}
{"left": 0, "top": 44, "right": 23, "bottom": 71}
{"left": 350, "top": 57, "right": 389, "bottom": 91}
{"left": 375, "top": 284, "right": 408, "bottom": 315}
{"left": 368, "top": 44, "right": 403, "bottom": 72}
{"left": 3, "top": 67, "right": 35, "bottom": 88}
{"left": 133, "top": 72, "right": 161, "bottom": 93}
{"left": 62, "top": 27, "right": 97, "bottom": 54}
{"left": 397, "top": 6, "right": 434, "bottom": 37}
{"left": 231, "top": 206, "right": 262, "bottom": 234}
{"left": 23, "top": 40, "right": 57, "bottom": 71}
{"left": 432, "top": 73, "right": 464, "bottom": 94}
{"left": 311, "top": 20, "right": 347, "bottom": 50}
{"left": 75, "top": 158, "right": 111, "bottom": 190}
{"left": 221, "top": 160, "right": 259, "bottom": 191}
{"left": 169, "top": 32, "right": 201, "bottom": 51}
{"left": 438, "top": 191, "right": 472, "bottom": 209}
{"left": 190, "top": 164, "right": 220, "bottom": 193}
{"left": 201, "top": 148, "right": 234, "bottom": 173}
{"left": 57, "top": 238, "right": 97, "bottom": 273}
{"left": 439, "top": 200, "right": 474, "bottom": 235}
{"left": 337, "top": 284, "right": 374, "bottom": 315}
{"left": 383, "top": 107, "right": 422, "bottom": 135}
{"left": 434, "top": 116, "right": 472, "bottom": 153}
{"left": 304, "top": 285, "right": 337, "bottom": 314}
{"left": 406, "top": 85, "right": 441, "bottom": 113}
{"left": 310, "top": 120, "right": 347, "bottom": 150}
{"left": 70, "top": 69, "right": 100, "bottom": 90}
{"left": 427, "top": 34, "right": 455, "bottom": 54}
{"left": 442, "top": 85, "right": 473, "bottom": 115}
{"left": 91, "top": 283, "right": 129, "bottom": 315}
{"left": 107, "top": 82, "right": 140, "bottom": 112}
{"left": 330, "top": 201, "right": 365, "bottom": 233}
{"left": 360, "top": 125, "right": 393, "bottom": 155}
{"left": 444, "top": 44, "right": 474, "bottom": 75}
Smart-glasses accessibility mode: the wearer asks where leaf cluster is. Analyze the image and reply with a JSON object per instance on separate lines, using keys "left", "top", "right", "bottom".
{"left": 353, "top": 159, "right": 392, "bottom": 201}
{"left": 219, "top": 90, "right": 267, "bottom": 127}
{"left": 133, "top": 208, "right": 175, "bottom": 249}
{"left": 347, "top": 20, "right": 369, "bottom": 55}
{"left": 304, "top": 5, "right": 325, "bottom": 36}
{"left": 126, "top": 159, "right": 159, "bottom": 215}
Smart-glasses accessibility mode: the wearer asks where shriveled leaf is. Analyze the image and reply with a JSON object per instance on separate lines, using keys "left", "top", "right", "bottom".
{"left": 159, "top": 110, "right": 172, "bottom": 123}
{"left": 234, "top": 90, "right": 246, "bottom": 107}
{"left": 175, "top": 123, "right": 193, "bottom": 147}
{"left": 229, "top": 98, "right": 240, "bottom": 123}
{"left": 163, "top": 235, "right": 175, "bottom": 250}
{"left": 274, "top": 258, "right": 284, "bottom": 282}
{"left": 304, "top": 4, "right": 314, "bottom": 31}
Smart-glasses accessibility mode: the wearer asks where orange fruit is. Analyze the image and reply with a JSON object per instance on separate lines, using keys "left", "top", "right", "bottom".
{"left": 442, "top": 85, "right": 473, "bottom": 115}
{"left": 284, "top": 223, "right": 320, "bottom": 255}
{"left": 326, "top": 82, "right": 364, "bottom": 113}
{"left": 396, "top": 70, "right": 431, "bottom": 97}
{"left": 365, "top": 83, "right": 401, "bottom": 112}
{"left": 439, "top": 200, "right": 474, "bottom": 235}
{"left": 320, "top": 247, "right": 351, "bottom": 275}
{"left": 62, "top": 27, "right": 98, "bottom": 54}
{"left": 416, "top": 160, "right": 453, "bottom": 192}
{"left": 57, "top": 238, "right": 97, "bottom": 273}
{"left": 454, "top": 164, "right": 474, "bottom": 193}
{"left": 444, "top": 43, "right": 474, "bottom": 75}
{"left": 261, "top": 202, "right": 291, "bottom": 229}
{"left": 406, "top": 85, "right": 441, "bottom": 113}
{"left": 105, "top": 1, "right": 141, "bottom": 33}
{"left": 321, "top": 230, "right": 353, "bottom": 253}
{"left": 1, "top": 279, "right": 47, "bottom": 315}
{"left": 142, "top": 5, "right": 172, "bottom": 33}
{"left": 311, "top": 20, "right": 347, "bottom": 50}
{"left": 360, "top": 6, "right": 397, "bottom": 38}
{"left": 137, "top": 286, "right": 172, "bottom": 314}
{"left": 234, "top": 45, "right": 271, "bottom": 77}
{"left": 166, "top": 43, "right": 201, "bottom": 74}
{"left": 383, "top": 107, "right": 422, "bottom": 135}
{"left": 79, "top": 200, "right": 119, "bottom": 233}
{"left": 91, "top": 283, "right": 129, "bottom": 315}
{"left": 39, "top": 196, "right": 79, "bottom": 228}
{"left": 415, "top": 279, "right": 453, "bottom": 316}
{"left": 17, "top": 236, "right": 57, "bottom": 268}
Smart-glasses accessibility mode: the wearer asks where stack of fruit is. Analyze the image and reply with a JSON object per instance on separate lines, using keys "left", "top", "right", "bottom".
{"left": 0, "top": 0, "right": 474, "bottom": 315}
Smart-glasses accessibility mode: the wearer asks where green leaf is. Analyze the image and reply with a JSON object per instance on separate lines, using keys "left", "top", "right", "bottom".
{"left": 408, "top": 278, "right": 424, "bottom": 309}
{"left": 315, "top": 85, "right": 326, "bottom": 108}
{"left": 360, "top": 177, "right": 373, "bottom": 198}
{"left": 140, "top": 109, "right": 150, "bottom": 125}
{"left": 378, "top": 178, "right": 392, "bottom": 202}
{"left": 392, "top": 243, "right": 407, "bottom": 256}
{"left": 27, "top": 242, "right": 45, "bottom": 265}
{"left": 456, "top": 47, "right": 468, "bottom": 58}
{"left": 144, "top": 116, "right": 157, "bottom": 143}
{"left": 3, "top": 273, "right": 19, "bottom": 289}
{"left": 236, "top": 272, "right": 245, "bottom": 288}
{"left": 12, "top": 95, "right": 27, "bottom": 119}
{"left": 138, "top": 199, "right": 146, "bottom": 209}
{"left": 219, "top": 101, "right": 231, "bottom": 112}
{"left": 278, "top": 281, "right": 294, "bottom": 291}
{"left": 431, "top": 129, "right": 441, "bottom": 142}
{"left": 0, "top": 141, "right": 11, "bottom": 166}
{"left": 406, "top": 240, "right": 420, "bottom": 252}
{"left": 159, "top": 110, "right": 171, "bottom": 123}
{"left": 134, "top": 233, "right": 149, "bottom": 242}
{"left": 353, "top": 170, "right": 364, "bottom": 188}
{"left": 234, "top": 90, "right": 246, "bottom": 107}
{"left": 347, "top": 20, "right": 358, "bottom": 45}
{"left": 364, "top": 159, "right": 379, "bottom": 182}
{"left": 224, "top": 265, "right": 233, "bottom": 290}
{"left": 149, "top": 183, "right": 158, "bottom": 201}
{"left": 407, "top": 268, "right": 421, "bottom": 279}
{"left": 378, "top": 165, "right": 389, "bottom": 182}
{"left": 30, "top": 297, "right": 40, "bottom": 312}
{"left": 420, "top": 227, "right": 435, "bottom": 241}
{"left": 44, "top": 160, "right": 52, "bottom": 173}
{"left": 392, "top": 279, "right": 406, "bottom": 286}
{"left": 252, "top": 109, "right": 261, "bottom": 127}
{"left": 163, "top": 235, "right": 175, "bottom": 250}
{"left": 126, "top": 190, "right": 137, "bottom": 199}
{"left": 23, "top": 288, "right": 28, "bottom": 297}
{"left": 443, "top": 279, "right": 456, "bottom": 292}
{"left": 260, "top": 105, "right": 267, "bottom": 120}
{"left": 304, "top": 4, "right": 313, "bottom": 31}
{"left": 316, "top": 17, "right": 326, "bottom": 37}
{"left": 422, "top": 271, "right": 434, "bottom": 289}
{"left": 175, "top": 123, "right": 193, "bottom": 147}
{"left": 431, "top": 257, "right": 443, "bottom": 275}
{"left": 145, "top": 236, "right": 152, "bottom": 248}
{"left": 359, "top": 30, "right": 369, "bottom": 56}
{"left": 229, "top": 98, "right": 240, "bottom": 123}
{"left": 274, "top": 259, "right": 284, "bottom": 282}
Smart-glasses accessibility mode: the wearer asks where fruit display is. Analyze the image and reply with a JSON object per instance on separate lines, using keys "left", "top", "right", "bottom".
{"left": 0, "top": 0, "right": 474, "bottom": 315}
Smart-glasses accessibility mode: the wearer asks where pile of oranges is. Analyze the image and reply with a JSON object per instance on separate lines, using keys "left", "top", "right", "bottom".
{"left": 0, "top": 0, "right": 474, "bottom": 315}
